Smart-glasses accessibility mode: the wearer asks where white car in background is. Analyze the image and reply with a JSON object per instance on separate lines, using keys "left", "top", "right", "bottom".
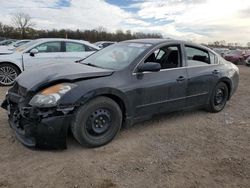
{"left": 0, "top": 38, "right": 99, "bottom": 86}
{"left": 0, "top": 40, "right": 32, "bottom": 54}
{"left": 0, "top": 39, "right": 17, "bottom": 46}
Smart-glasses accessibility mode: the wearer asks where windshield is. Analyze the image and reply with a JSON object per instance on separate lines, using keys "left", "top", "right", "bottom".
{"left": 82, "top": 42, "right": 151, "bottom": 70}
{"left": 14, "top": 40, "right": 38, "bottom": 52}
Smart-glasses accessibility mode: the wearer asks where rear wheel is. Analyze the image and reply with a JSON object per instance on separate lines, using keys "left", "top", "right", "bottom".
{"left": 246, "top": 60, "right": 250, "bottom": 66}
{"left": 0, "top": 63, "right": 20, "bottom": 86}
{"left": 71, "top": 97, "right": 122, "bottom": 147}
{"left": 207, "top": 82, "right": 229, "bottom": 113}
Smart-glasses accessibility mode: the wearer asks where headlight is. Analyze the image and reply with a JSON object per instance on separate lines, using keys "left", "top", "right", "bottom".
{"left": 29, "top": 83, "right": 76, "bottom": 107}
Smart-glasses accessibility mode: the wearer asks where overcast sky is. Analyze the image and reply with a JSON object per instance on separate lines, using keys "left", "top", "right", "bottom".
{"left": 0, "top": 0, "right": 250, "bottom": 45}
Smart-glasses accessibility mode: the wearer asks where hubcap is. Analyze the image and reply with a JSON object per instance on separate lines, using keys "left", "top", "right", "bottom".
{"left": 0, "top": 66, "right": 17, "bottom": 85}
{"left": 214, "top": 88, "right": 225, "bottom": 106}
{"left": 86, "top": 108, "right": 112, "bottom": 136}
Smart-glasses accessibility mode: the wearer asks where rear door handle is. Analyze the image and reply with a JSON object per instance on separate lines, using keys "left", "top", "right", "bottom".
{"left": 212, "top": 70, "right": 220, "bottom": 74}
{"left": 176, "top": 76, "right": 185, "bottom": 82}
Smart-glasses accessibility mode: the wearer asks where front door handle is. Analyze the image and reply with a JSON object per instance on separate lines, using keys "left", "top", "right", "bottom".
{"left": 212, "top": 70, "right": 220, "bottom": 74}
{"left": 176, "top": 76, "right": 185, "bottom": 82}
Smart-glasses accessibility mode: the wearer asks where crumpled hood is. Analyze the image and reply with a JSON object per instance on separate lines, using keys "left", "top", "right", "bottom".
{"left": 16, "top": 63, "right": 113, "bottom": 91}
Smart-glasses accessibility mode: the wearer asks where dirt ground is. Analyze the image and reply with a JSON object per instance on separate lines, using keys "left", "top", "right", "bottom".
{"left": 0, "top": 65, "right": 250, "bottom": 188}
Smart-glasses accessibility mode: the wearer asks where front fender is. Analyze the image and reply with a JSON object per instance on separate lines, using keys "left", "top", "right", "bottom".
{"left": 58, "top": 87, "right": 130, "bottom": 115}
{"left": 0, "top": 56, "right": 23, "bottom": 72}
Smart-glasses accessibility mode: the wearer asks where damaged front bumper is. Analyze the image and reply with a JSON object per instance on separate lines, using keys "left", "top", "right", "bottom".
{"left": 1, "top": 92, "right": 74, "bottom": 149}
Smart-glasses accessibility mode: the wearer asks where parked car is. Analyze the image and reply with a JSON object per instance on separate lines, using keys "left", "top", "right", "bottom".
{"left": 224, "top": 50, "right": 246, "bottom": 64}
{"left": 0, "top": 40, "right": 32, "bottom": 54}
{"left": 0, "top": 39, "right": 17, "bottom": 46}
{"left": 243, "top": 50, "right": 250, "bottom": 60}
{"left": 0, "top": 39, "right": 32, "bottom": 50}
{"left": 0, "top": 38, "right": 99, "bottom": 86}
{"left": 246, "top": 56, "right": 250, "bottom": 66}
{"left": 213, "top": 48, "right": 229, "bottom": 57}
{"left": 1, "top": 39, "right": 239, "bottom": 149}
{"left": 0, "top": 37, "right": 6, "bottom": 42}
{"left": 94, "top": 41, "right": 116, "bottom": 48}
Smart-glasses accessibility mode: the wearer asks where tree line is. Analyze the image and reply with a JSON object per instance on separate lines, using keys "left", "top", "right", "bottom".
{"left": 0, "top": 22, "right": 163, "bottom": 43}
{"left": 205, "top": 40, "right": 250, "bottom": 50}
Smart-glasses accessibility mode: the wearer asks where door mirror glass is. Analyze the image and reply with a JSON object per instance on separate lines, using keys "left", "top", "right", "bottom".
{"left": 137, "top": 62, "right": 161, "bottom": 72}
{"left": 30, "top": 48, "right": 39, "bottom": 56}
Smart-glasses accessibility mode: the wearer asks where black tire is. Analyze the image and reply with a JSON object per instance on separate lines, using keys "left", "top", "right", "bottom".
{"left": 71, "top": 96, "right": 122, "bottom": 147}
{"left": 207, "top": 82, "right": 229, "bottom": 113}
{"left": 0, "top": 63, "right": 20, "bottom": 86}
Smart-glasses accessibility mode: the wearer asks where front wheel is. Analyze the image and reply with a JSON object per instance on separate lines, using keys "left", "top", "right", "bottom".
{"left": 71, "top": 97, "right": 122, "bottom": 147}
{"left": 0, "top": 63, "right": 20, "bottom": 86}
{"left": 207, "top": 82, "right": 229, "bottom": 113}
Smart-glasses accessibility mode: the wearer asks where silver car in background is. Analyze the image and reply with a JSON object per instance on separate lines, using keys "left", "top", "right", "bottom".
{"left": 0, "top": 40, "right": 32, "bottom": 54}
{"left": 0, "top": 38, "right": 99, "bottom": 86}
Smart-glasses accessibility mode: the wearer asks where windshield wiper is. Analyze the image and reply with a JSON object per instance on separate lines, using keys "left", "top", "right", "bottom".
{"left": 75, "top": 58, "right": 103, "bottom": 69}
{"left": 83, "top": 63, "right": 102, "bottom": 68}
{"left": 75, "top": 51, "right": 99, "bottom": 63}
{"left": 75, "top": 57, "right": 87, "bottom": 63}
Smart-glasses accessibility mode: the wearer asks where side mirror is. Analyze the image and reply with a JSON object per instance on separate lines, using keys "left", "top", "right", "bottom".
{"left": 98, "top": 44, "right": 103, "bottom": 48}
{"left": 137, "top": 62, "right": 161, "bottom": 73}
{"left": 30, "top": 48, "right": 38, "bottom": 57}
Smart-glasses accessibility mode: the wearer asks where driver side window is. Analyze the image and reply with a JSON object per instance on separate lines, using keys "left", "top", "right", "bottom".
{"left": 35, "top": 42, "right": 62, "bottom": 53}
{"left": 144, "top": 45, "right": 181, "bottom": 70}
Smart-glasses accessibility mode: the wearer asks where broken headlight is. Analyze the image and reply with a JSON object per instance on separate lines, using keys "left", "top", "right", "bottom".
{"left": 29, "top": 83, "right": 76, "bottom": 108}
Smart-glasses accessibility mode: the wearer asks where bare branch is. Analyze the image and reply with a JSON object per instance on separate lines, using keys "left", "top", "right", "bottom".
{"left": 11, "top": 12, "right": 35, "bottom": 38}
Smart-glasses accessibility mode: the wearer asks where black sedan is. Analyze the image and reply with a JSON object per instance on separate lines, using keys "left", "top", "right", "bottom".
{"left": 1, "top": 39, "right": 239, "bottom": 149}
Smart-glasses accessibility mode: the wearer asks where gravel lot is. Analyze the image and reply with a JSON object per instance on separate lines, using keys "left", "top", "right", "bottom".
{"left": 0, "top": 65, "right": 250, "bottom": 188}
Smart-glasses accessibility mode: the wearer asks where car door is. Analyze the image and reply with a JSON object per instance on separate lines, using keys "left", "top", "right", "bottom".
{"left": 59, "top": 42, "right": 96, "bottom": 63}
{"left": 131, "top": 44, "right": 188, "bottom": 117}
{"left": 184, "top": 45, "right": 221, "bottom": 107}
{"left": 22, "top": 41, "right": 63, "bottom": 70}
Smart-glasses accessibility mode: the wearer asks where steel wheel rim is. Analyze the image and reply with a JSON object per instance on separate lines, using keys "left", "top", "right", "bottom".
{"left": 214, "top": 88, "right": 225, "bottom": 106}
{"left": 0, "top": 66, "right": 17, "bottom": 85}
{"left": 86, "top": 108, "right": 112, "bottom": 137}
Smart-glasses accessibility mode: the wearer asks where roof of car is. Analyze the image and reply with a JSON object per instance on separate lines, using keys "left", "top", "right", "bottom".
{"left": 35, "top": 38, "right": 88, "bottom": 42}
{"left": 16, "top": 39, "right": 32, "bottom": 42}
{"left": 123, "top": 38, "right": 212, "bottom": 52}
{"left": 123, "top": 38, "right": 175, "bottom": 44}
